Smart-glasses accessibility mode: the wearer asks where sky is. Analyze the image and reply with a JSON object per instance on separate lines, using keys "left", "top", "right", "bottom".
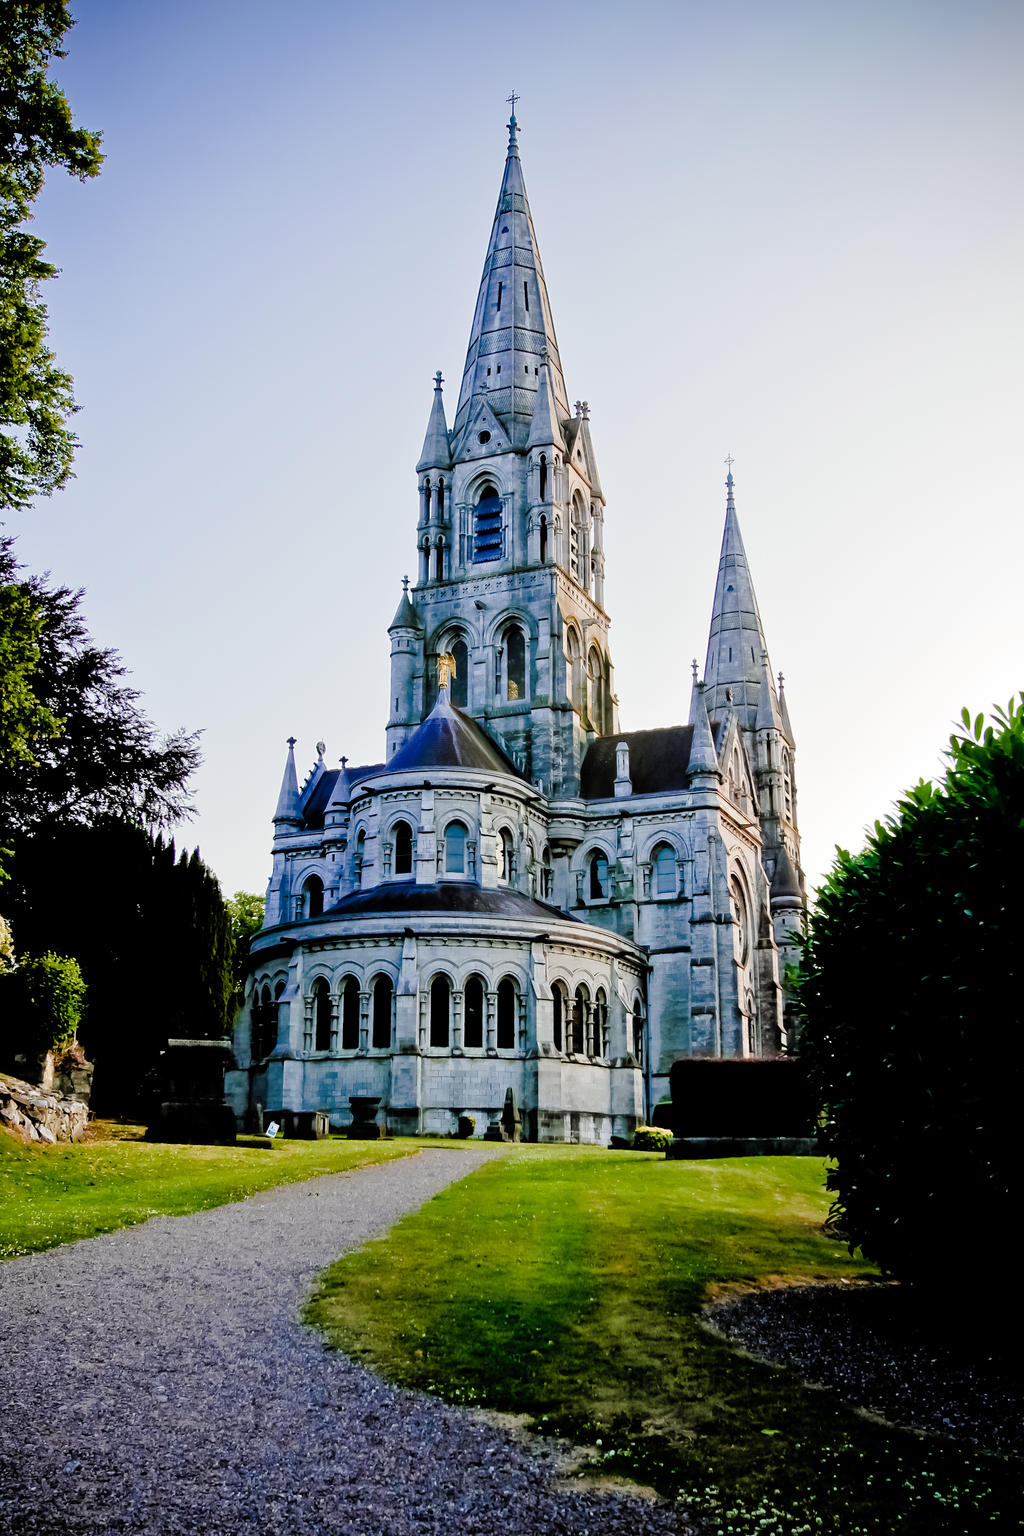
{"left": 8, "top": 0, "right": 1024, "bottom": 901}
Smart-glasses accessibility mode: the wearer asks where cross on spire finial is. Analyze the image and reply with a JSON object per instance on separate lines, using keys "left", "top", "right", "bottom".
{"left": 507, "top": 89, "right": 519, "bottom": 116}
{"left": 724, "top": 453, "right": 735, "bottom": 474}
{"left": 287, "top": 736, "right": 296, "bottom": 750}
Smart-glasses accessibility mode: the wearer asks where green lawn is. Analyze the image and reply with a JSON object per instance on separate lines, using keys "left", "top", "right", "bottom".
{"left": 307, "top": 1146, "right": 1019, "bottom": 1536}
{"left": 0, "top": 1125, "right": 419, "bottom": 1259}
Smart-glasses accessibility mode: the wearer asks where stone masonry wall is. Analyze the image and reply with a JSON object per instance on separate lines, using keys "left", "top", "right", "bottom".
{"left": 0, "top": 1071, "right": 89, "bottom": 1143}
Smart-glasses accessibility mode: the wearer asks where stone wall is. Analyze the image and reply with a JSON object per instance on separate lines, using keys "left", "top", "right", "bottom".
{"left": 0, "top": 1071, "right": 89, "bottom": 1143}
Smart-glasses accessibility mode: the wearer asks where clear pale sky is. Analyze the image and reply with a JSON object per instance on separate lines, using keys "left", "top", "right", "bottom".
{"left": 8, "top": 0, "right": 1024, "bottom": 901}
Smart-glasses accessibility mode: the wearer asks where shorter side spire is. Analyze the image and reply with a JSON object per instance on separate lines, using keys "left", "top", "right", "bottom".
{"left": 273, "top": 737, "right": 301, "bottom": 826}
{"left": 416, "top": 371, "right": 452, "bottom": 473}
{"left": 526, "top": 357, "right": 565, "bottom": 450}
{"left": 687, "top": 668, "right": 719, "bottom": 777}
{"left": 755, "top": 650, "right": 785, "bottom": 733}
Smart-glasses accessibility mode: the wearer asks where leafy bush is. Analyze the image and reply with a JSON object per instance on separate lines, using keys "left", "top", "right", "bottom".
{"left": 631, "top": 1124, "right": 673, "bottom": 1152}
{"left": 798, "top": 698, "right": 1024, "bottom": 1301}
{"left": 1, "top": 950, "right": 86, "bottom": 1059}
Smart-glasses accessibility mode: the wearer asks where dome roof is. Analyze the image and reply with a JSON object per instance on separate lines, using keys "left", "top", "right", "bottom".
{"left": 385, "top": 689, "right": 525, "bottom": 778}
{"left": 325, "top": 880, "right": 575, "bottom": 923}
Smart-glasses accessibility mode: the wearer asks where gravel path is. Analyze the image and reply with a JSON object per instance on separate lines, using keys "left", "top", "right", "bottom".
{"left": 0, "top": 1147, "right": 696, "bottom": 1535}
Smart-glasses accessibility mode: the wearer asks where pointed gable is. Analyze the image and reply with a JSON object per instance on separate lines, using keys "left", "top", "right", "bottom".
{"left": 452, "top": 115, "right": 571, "bottom": 448}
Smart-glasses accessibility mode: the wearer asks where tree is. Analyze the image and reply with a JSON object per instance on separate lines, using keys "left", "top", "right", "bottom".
{"left": 798, "top": 697, "right": 1024, "bottom": 1312}
{"left": 5, "top": 821, "right": 233, "bottom": 1112}
{"left": 1, "top": 1, "right": 102, "bottom": 512}
{"left": 226, "top": 890, "right": 264, "bottom": 1004}
{"left": 0, "top": 948, "right": 85, "bottom": 1061}
{"left": 0, "top": 537, "right": 200, "bottom": 840}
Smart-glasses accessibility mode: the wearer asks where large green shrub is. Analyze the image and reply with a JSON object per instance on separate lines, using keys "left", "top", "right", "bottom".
{"left": 1, "top": 950, "right": 86, "bottom": 1059}
{"left": 798, "top": 698, "right": 1024, "bottom": 1300}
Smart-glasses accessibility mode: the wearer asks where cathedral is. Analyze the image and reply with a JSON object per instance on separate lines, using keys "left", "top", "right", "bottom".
{"left": 225, "top": 113, "right": 805, "bottom": 1143}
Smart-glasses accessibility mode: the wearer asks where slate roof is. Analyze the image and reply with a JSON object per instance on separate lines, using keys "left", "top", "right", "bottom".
{"left": 324, "top": 881, "right": 577, "bottom": 923}
{"left": 301, "top": 763, "right": 384, "bottom": 830}
{"left": 385, "top": 691, "right": 525, "bottom": 778}
{"left": 580, "top": 726, "right": 708, "bottom": 799}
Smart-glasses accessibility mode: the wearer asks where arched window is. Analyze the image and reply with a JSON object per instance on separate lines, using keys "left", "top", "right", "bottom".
{"left": 565, "top": 625, "right": 583, "bottom": 713}
{"left": 341, "top": 975, "right": 360, "bottom": 1051}
{"left": 589, "top": 850, "right": 610, "bottom": 900}
{"left": 393, "top": 820, "right": 413, "bottom": 877}
{"left": 496, "top": 977, "right": 516, "bottom": 1050}
{"left": 430, "top": 974, "right": 450, "bottom": 1047}
{"left": 498, "top": 827, "right": 514, "bottom": 884}
{"left": 730, "top": 877, "right": 750, "bottom": 965}
{"left": 504, "top": 624, "right": 526, "bottom": 700}
{"left": 569, "top": 494, "right": 586, "bottom": 583}
{"left": 372, "top": 975, "right": 393, "bottom": 1049}
{"left": 593, "top": 988, "right": 608, "bottom": 1058}
{"left": 539, "top": 513, "right": 548, "bottom": 563}
{"left": 539, "top": 453, "right": 548, "bottom": 502}
{"left": 444, "top": 820, "right": 467, "bottom": 876}
{"left": 253, "top": 983, "right": 274, "bottom": 1059}
{"left": 652, "top": 843, "right": 676, "bottom": 897}
{"left": 473, "top": 484, "right": 502, "bottom": 563}
{"left": 354, "top": 829, "right": 366, "bottom": 881}
{"left": 570, "top": 986, "right": 588, "bottom": 1055}
{"left": 464, "top": 974, "right": 485, "bottom": 1049}
{"left": 782, "top": 749, "right": 793, "bottom": 820}
{"left": 587, "top": 647, "right": 603, "bottom": 730}
{"left": 302, "top": 874, "right": 324, "bottom": 919}
{"left": 434, "top": 537, "right": 444, "bottom": 581}
{"left": 632, "top": 1002, "right": 645, "bottom": 1066}
{"left": 540, "top": 844, "right": 552, "bottom": 901}
{"left": 450, "top": 636, "right": 468, "bottom": 708}
{"left": 551, "top": 982, "right": 566, "bottom": 1052}
{"left": 312, "top": 977, "right": 331, "bottom": 1052}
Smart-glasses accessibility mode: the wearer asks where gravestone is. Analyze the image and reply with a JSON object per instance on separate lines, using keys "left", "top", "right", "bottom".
{"left": 345, "top": 1095, "right": 384, "bottom": 1139}
{"left": 147, "top": 1038, "right": 237, "bottom": 1144}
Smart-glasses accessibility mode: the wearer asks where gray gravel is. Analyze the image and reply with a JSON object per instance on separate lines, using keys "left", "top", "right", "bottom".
{"left": 0, "top": 1147, "right": 696, "bottom": 1535}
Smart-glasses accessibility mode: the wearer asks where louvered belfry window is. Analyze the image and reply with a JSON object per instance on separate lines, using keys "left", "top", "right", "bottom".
{"left": 473, "top": 487, "right": 502, "bottom": 562}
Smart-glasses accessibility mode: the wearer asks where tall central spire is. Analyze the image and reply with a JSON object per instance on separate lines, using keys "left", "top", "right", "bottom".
{"left": 451, "top": 114, "right": 571, "bottom": 449}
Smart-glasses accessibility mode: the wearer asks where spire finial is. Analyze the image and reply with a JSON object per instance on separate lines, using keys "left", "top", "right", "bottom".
{"left": 287, "top": 735, "right": 297, "bottom": 750}
{"left": 581, "top": 400, "right": 590, "bottom": 421}
{"left": 725, "top": 454, "right": 736, "bottom": 510}
{"left": 691, "top": 658, "right": 698, "bottom": 684}
{"left": 433, "top": 370, "right": 443, "bottom": 391}
{"left": 778, "top": 671, "right": 785, "bottom": 694}
{"left": 402, "top": 573, "right": 410, "bottom": 595}
{"left": 507, "top": 91, "right": 519, "bottom": 148}
{"left": 340, "top": 755, "right": 348, "bottom": 769}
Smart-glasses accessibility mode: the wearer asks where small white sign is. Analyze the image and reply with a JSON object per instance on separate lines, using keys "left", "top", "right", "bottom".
{"left": 265, "top": 1121, "right": 280, "bottom": 1139}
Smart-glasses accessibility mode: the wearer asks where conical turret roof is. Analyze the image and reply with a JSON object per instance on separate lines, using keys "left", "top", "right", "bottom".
{"left": 416, "top": 371, "right": 452, "bottom": 473}
{"left": 273, "top": 737, "right": 301, "bottom": 824}
{"left": 703, "top": 471, "right": 771, "bottom": 725}
{"left": 384, "top": 687, "right": 525, "bottom": 778}
{"left": 389, "top": 577, "right": 423, "bottom": 631}
{"left": 452, "top": 114, "right": 571, "bottom": 449}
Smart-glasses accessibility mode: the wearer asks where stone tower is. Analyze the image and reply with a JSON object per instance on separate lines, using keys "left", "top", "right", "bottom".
{"left": 388, "top": 110, "right": 615, "bottom": 796}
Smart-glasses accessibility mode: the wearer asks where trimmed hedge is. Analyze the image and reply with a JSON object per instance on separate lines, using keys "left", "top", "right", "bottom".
{"left": 668, "top": 1058, "right": 815, "bottom": 1139}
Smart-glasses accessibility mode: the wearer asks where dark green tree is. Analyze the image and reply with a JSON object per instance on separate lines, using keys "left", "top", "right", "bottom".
{"left": 5, "top": 821, "right": 233, "bottom": 1112}
{"left": 0, "top": 538, "right": 200, "bottom": 840}
{"left": 1, "top": 0, "right": 102, "bottom": 511}
{"left": 0, "top": 947, "right": 84, "bottom": 1061}
{"left": 798, "top": 697, "right": 1024, "bottom": 1309}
